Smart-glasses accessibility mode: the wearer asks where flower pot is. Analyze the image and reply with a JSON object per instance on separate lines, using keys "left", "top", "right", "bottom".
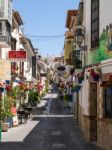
{"left": 2, "top": 123, "right": 9, "bottom": 132}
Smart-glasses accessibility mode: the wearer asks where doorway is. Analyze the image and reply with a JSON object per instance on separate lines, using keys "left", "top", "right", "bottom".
{"left": 89, "top": 82, "right": 97, "bottom": 141}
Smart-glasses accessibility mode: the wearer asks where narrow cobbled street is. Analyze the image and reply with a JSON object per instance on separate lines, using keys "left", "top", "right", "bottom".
{"left": 0, "top": 91, "right": 104, "bottom": 150}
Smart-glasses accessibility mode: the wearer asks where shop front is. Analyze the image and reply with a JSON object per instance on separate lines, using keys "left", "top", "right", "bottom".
{"left": 97, "top": 62, "right": 112, "bottom": 150}
{"left": 81, "top": 71, "right": 98, "bottom": 142}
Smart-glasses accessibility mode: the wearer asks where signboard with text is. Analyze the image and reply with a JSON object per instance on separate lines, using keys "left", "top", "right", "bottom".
{"left": 32, "top": 56, "right": 36, "bottom": 77}
{"left": 8, "top": 51, "right": 27, "bottom": 62}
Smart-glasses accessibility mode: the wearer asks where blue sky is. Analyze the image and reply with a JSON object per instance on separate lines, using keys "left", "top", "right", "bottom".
{"left": 13, "top": 0, "right": 79, "bottom": 57}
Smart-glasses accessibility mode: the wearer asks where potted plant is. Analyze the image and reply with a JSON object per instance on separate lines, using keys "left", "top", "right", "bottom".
{"left": 0, "top": 96, "right": 13, "bottom": 132}
{"left": 77, "top": 73, "right": 84, "bottom": 84}
{"left": 90, "top": 69, "right": 100, "bottom": 81}
{"left": 28, "top": 90, "right": 39, "bottom": 107}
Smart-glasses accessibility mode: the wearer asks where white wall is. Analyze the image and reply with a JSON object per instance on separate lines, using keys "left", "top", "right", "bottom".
{"left": 83, "top": 0, "right": 91, "bottom": 50}
{"left": 100, "top": 0, "right": 112, "bottom": 35}
{"left": 11, "top": 29, "right": 20, "bottom": 50}
{"left": 1, "top": 47, "right": 10, "bottom": 59}
{"left": 84, "top": 0, "right": 112, "bottom": 50}
{"left": 101, "top": 58, "right": 112, "bottom": 74}
{"left": 79, "top": 0, "right": 112, "bottom": 118}
{"left": 3, "top": 0, "right": 12, "bottom": 24}
{"left": 81, "top": 79, "right": 89, "bottom": 115}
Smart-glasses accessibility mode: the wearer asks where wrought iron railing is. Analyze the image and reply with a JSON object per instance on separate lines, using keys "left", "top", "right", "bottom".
{"left": 0, "top": 35, "right": 11, "bottom": 45}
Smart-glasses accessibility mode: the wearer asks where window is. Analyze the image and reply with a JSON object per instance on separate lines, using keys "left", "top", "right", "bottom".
{"left": 6, "top": 21, "right": 11, "bottom": 36}
{"left": 0, "top": 21, "right": 2, "bottom": 35}
{"left": 105, "top": 87, "right": 112, "bottom": 117}
{"left": 8, "top": 0, "right": 12, "bottom": 23}
{"left": 0, "top": 0, "right": 12, "bottom": 23}
{"left": 91, "top": 0, "right": 99, "bottom": 49}
{"left": 75, "top": 50, "right": 81, "bottom": 59}
{"left": 0, "top": 21, "right": 11, "bottom": 36}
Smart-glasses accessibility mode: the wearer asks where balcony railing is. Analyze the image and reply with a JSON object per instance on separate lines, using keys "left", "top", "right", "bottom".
{"left": 65, "top": 31, "right": 74, "bottom": 39}
{"left": 0, "top": 35, "right": 11, "bottom": 45}
{"left": 70, "top": 51, "right": 82, "bottom": 69}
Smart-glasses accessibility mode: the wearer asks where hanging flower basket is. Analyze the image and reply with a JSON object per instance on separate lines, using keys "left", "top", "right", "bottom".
{"left": 77, "top": 73, "right": 84, "bottom": 83}
{"left": 90, "top": 69, "right": 100, "bottom": 81}
{"left": 6, "top": 85, "right": 11, "bottom": 91}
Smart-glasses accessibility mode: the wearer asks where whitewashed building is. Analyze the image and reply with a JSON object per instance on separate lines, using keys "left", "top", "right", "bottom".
{"left": 76, "top": 1, "right": 112, "bottom": 150}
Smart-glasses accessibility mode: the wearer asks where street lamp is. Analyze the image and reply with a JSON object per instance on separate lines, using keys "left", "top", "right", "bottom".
{"left": 75, "top": 29, "right": 84, "bottom": 45}
{"left": 74, "top": 26, "right": 87, "bottom": 67}
{"left": 75, "top": 26, "right": 85, "bottom": 45}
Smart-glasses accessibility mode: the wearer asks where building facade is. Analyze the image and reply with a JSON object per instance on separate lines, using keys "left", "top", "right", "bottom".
{"left": 76, "top": 1, "right": 112, "bottom": 150}
{"left": 64, "top": 1, "right": 112, "bottom": 150}
{"left": 0, "top": 0, "right": 12, "bottom": 48}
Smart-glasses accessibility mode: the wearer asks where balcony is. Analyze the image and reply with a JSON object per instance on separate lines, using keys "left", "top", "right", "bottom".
{"left": 65, "top": 31, "right": 74, "bottom": 39}
{"left": 0, "top": 20, "right": 11, "bottom": 47}
{"left": 70, "top": 51, "right": 82, "bottom": 69}
{"left": 0, "top": 35, "right": 11, "bottom": 48}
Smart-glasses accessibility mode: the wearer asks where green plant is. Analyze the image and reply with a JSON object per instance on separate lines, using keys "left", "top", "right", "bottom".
{"left": 41, "top": 90, "right": 46, "bottom": 97}
{"left": 28, "top": 91, "right": 39, "bottom": 104}
{"left": 13, "top": 86, "right": 21, "bottom": 96}
{"left": 0, "top": 96, "right": 13, "bottom": 123}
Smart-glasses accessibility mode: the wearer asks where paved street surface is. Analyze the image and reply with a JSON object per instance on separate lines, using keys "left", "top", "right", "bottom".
{"left": 0, "top": 92, "right": 105, "bottom": 150}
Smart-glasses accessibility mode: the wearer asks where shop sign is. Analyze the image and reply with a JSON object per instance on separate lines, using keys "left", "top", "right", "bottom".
{"left": 32, "top": 56, "right": 36, "bottom": 77}
{"left": 8, "top": 51, "right": 27, "bottom": 62}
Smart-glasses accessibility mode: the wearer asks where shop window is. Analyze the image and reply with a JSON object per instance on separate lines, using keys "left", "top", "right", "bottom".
{"left": 91, "top": 0, "right": 99, "bottom": 49}
{"left": 8, "top": 0, "right": 12, "bottom": 22}
{"left": 105, "top": 87, "right": 112, "bottom": 117}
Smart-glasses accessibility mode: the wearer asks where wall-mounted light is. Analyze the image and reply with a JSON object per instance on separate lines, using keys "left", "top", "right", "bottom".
{"left": 75, "top": 25, "right": 85, "bottom": 45}
{"left": 74, "top": 25, "right": 87, "bottom": 67}
{"left": 75, "top": 29, "right": 84, "bottom": 44}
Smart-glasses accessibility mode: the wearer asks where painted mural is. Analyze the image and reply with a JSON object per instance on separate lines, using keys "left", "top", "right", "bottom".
{"left": 89, "top": 24, "right": 112, "bottom": 64}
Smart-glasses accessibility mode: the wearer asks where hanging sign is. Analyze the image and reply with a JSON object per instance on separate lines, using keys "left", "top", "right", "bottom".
{"left": 57, "top": 66, "right": 65, "bottom": 71}
{"left": 32, "top": 56, "right": 36, "bottom": 77}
